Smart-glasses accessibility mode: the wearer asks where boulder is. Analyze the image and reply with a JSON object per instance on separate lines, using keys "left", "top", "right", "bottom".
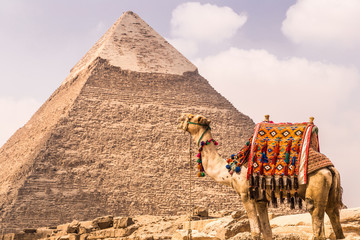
{"left": 92, "top": 215, "right": 113, "bottom": 229}
{"left": 172, "top": 230, "right": 219, "bottom": 240}
{"left": 113, "top": 217, "right": 135, "bottom": 229}
{"left": 67, "top": 220, "right": 80, "bottom": 233}
{"left": 228, "top": 232, "right": 252, "bottom": 240}
{"left": 23, "top": 228, "right": 37, "bottom": 233}
{"left": 194, "top": 207, "right": 209, "bottom": 218}
{"left": 59, "top": 234, "right": 80, "bottom": 240}
{"left": 216, "top": 219, "right": 250, "bottom": 239}
{"left": 183, "top": 219, "right": 219, "bottom": 232}
{"left": 336, "top": 207, "right": 360, "bottom": 224}
{"left": 231, "top": 210, "right": 246, "bottom": 219}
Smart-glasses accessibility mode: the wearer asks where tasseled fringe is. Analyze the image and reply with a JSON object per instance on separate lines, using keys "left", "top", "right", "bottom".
{"left": 271, "top": 176, "right": 276, "bottom": 191}
{"left": 280, "top": 190, "right": 284, "bottom": 204}
{"left": 262, "top": 190, "right": 267, "bottom": 201}
{"left": 286, "top": 176, "right": 292, "bottom": 190}
{"left": 249, "top": 174, "right": 255, "bottom": 199}
{"left": 271, "top": 190, "right": 277, "bottom": 208}
{"left": 287, "top": 191, "right": 291, "bottom": 204}
{"left": 249, "top": 174, "right": 254, "bottom": 187}
{"left": 249, "top": 188, "right": 255, "bottom": 199}
{"left": 299, "top": 198, "right": 303, "bottom": 209}
{"left": 261, "top": 176, "right": 266, "bottom": 190}
{"left": 254, "top": 187, "right": 259, "bottom": 199}
{"left": 255, "top": 174, "right": 260, "bottom": 188}
{"left": 290, "top": 197, "right": 295, "bottom": 209}
{"left": 279, "top": 177, "right": 284, "bottom": 190}
{"left": 294, "top": 176, "right": 299, "bottom": 189}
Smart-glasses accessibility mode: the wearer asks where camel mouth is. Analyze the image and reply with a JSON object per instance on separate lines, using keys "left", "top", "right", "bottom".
{"left": 177, "top": 113, "right": 191, "bottom": 131}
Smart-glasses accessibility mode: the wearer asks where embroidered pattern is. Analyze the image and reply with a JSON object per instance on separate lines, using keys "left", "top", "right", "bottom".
{"left": 248, "top": 122, "right": 308, "bottom": 177}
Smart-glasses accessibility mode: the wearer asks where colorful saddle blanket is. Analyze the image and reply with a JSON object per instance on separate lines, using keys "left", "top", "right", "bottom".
{"left": 247, "top": 121, "right": 318, "bottom": 184}
{"left": 225, "top": 120, "right": 333, "bottom": 209}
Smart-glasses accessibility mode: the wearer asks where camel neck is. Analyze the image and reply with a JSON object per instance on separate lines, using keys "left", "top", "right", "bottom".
{"left": 192, "top": 128, "right": 233, "bottom": 186}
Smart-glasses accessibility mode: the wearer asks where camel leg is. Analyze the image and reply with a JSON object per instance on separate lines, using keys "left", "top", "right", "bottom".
{"left": 240, "top": 193, "right": 261, "bottom": 240}
{"left": 255, "top": 201, "right": 272, "bottom": 240}
{"left": 306, "top": 169, "right": 332, "bottom": 240}
{"left": 326, "top": 207, "right": 345, "bottom": 239}
{"left": 326, "top": 167, "right": 345, "bottom": 239}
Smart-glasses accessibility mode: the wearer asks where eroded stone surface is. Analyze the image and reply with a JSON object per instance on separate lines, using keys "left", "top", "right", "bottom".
{"left": 64, "top": 11, "right": 197, "bottom": 85}
{"left": 0, "top": 12, "right": 254, "bottom": 233}
{"left": 3, "top": 208, "right": 360, "bottom": 240}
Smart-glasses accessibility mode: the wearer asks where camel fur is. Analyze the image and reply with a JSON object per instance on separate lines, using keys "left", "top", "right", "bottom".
{"left": 177, "top": 113, "right": 345, "bottom": 240}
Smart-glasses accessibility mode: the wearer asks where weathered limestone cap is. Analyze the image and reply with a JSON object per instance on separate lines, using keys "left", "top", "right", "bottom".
{"left": 64, "top": 11, "right": 197, "bottom": 85}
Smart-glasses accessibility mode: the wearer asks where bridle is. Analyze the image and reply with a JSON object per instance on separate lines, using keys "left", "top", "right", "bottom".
{"left": 187, "top": 121, "right": 211, "bottom": 147}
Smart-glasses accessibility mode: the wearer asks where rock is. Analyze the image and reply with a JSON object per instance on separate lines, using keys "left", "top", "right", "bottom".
{"left": 336, "top": 207, "right": 360, "bottom": 224}
{"left": 194, "top": 207, "right": 209, "bottom": 218}
{"left": 183, "top": 219, "right": 219, "bottom": 232}
{"left": 272, "top": 233, "right": 302, "bottom": 240}
{"left": 67, "top": 220, "right": 80, "bottom": 233}
{"left": 57, "top": 223, "right": 70, "bottom": 233}
{"left": 202, "top": 216, "right": 235, "bottom": 236}
{"left": 231, "top": 210, "right": 245, "bottom": 219}
{"left": 270, "top": 213, "right": 312, "bottom": 227}
{"left": 76, "top": 220, "right": 93, "bottom": 234}
{"left": 190, "top": 216, "right": 202, "bottom": 221}
{"left": 23, "top": 228, "right": 37, "bottom": 233}
{"left": 228, "top": 232, "right": 253, "bottom": 240}
{"left": 113, "top": 217, "right": 135, "bottom": 229}
{"left": 172, "top": 230, "right": 220, "bottom": 240}
{"left": 92, "top": 215, "right": 113, "bottom": 229}
{"left": 59, "top": 234, "right": 80, "bottom": 240}
{"left": 216, "top": 219, "right": 250, "bottom": 239}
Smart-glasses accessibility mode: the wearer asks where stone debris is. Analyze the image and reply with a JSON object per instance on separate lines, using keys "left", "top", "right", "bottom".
{"left": 113, "top": 217, "right": 135, "bottom": 229}
{"left": 2, "top": 208, "right": 360, "bottom": 240}
{"left": 66, "top": 221, "right": 80, "bottom": 234}
{"left": 194, "top": 207, "right": 209, "bottom": 218}
{"left": 91, "top": 215, "right": 113, "bottom": 230}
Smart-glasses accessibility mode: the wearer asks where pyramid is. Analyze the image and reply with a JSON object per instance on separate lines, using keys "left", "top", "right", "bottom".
{"left": 0, "top": 11, "right": 254, "bottom": 233}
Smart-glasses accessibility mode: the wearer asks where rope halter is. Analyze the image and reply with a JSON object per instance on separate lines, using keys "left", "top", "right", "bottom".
{"left": 187, "top": 121, "right": 211, "bottom": 147}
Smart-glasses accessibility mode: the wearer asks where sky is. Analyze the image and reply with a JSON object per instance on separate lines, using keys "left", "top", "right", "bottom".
{"left": 0, "top": 0, "right": 359, "bottom": 207}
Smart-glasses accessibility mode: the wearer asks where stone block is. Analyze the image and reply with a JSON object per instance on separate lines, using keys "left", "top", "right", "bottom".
{"left": 172, "top": 230, "right": 220, "bottom": 240}
{"left": 231, "top": 210, "right": 246, "bottom": 219}
{"left": 216, "top": 219, "right": 250, "bottom": 239}
{"left": 67, "top": 220, "right": 80, "bottom": 233}
{"left": 22, "top": 229, "right": 37, "bottom": 234}
{"left": 113, "top": 217, "right": 135, "bottom": 229}
{"left": 57, "top": 224, "right": 70, "bottom": 233}
{"left": 194, "top": 207, "right": 208, "bottom": 218}
{"left": 92, "top": 215, "right": 113, "bottom": 229}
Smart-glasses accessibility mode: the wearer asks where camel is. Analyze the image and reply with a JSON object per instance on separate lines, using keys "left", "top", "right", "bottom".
{"left": 177, "top": 113, "right": 345, "bottom": 240}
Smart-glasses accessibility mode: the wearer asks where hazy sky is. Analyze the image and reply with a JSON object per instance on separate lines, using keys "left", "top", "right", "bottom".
{"left": 1, "top": 0, "right": 360, "bottom": 207}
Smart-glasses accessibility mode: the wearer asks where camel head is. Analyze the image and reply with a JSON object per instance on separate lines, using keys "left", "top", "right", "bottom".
{"left": 177, "top": 113, "right": 211, "bottom": 135}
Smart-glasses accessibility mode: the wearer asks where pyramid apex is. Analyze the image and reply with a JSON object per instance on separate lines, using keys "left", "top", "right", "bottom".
{"left": 123, "top": 10, "right": 136, "bottom": 15}
{"left": 65, "top": 11, "right": 196, "bottom": 84}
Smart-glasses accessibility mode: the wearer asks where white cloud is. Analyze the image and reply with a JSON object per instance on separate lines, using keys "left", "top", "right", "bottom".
{"left": 168, "top": 2, "right": 247, "bottom": 58}
{"left": 0, "top": 98, "right": 41, "bottom": 147}
{"left": 194, "top": 48, "right": 359, "bottom": 123}
{"left": 282, "top": 0, "right": 360, "bottom": 48}
{"left": 166, "top": 37, "right": 199, "bottom": 58}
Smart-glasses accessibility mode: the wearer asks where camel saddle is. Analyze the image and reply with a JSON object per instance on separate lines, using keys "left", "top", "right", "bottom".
{"left": 245, "top": 120, "right": 333, "bottom": 184}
